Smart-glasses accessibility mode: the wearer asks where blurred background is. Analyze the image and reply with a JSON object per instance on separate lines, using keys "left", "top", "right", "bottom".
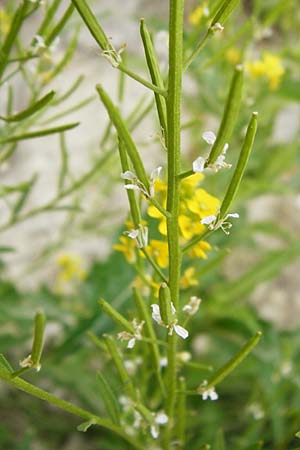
{"left": 0, "top": 0, "right": 300, "bottom": 449}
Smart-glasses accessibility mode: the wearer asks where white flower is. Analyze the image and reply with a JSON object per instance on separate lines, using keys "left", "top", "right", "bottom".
{"left": 150, "top": 304, "right": 189, "bottom": 339}
{"left": 200, "top": 380, "right": 219, "bottom": 401}
{"left": 160, "top": 357, "right": 168, "bottom": 368}
{"left": 122, "top": 167, "right": 162, "bottom": 198}
{"left": 192, "top": 131, "right": 231, "bottom": 174}
{"left": 202, "top": 131, "right": 216, "bottom": 145}
{"left": 192, "top": 156, "right": 206, "bottom": 173}
{"left": 211, "top": 22, "right": 224, "bottom": 32}
{"left": 248, "top": 403, "right": 264, "bottom": 420}
{"left": 118, "top": 319, "right": 144, "bottom": 349}
{"left": 125, "top": 224, "right": 148, "bottom": 248}
{"left": 177, "top": 351, "right": 192, "bottom": 363}
{"left": 31, "top": 34, "right": 46, "bottom": 53}
{"left": 201, "top": 212, "right": 239, "bottom": 235}
{"left": 213, "top": 143, "right": 232, "bottom": 172}
{"left": 183, "top": 296, "right": 202, "bottom": 316}
{"left": 102, "top": 43, "right": 126, "bottom": 68}
{"left": 201, "top": 215, "right": 217, "bottom": 225}
{"left": 19, "top": 354, "right": 41, "bottom": 372}
{"left": 150, "top": 412, "right": 168, "bottom": 439}
{"left": 121, "top": 170, "right": 136, "bottom": 181}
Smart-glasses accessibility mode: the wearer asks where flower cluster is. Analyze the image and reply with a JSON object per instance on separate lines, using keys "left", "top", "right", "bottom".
{"left": 147, "top": 174, "right": 220, "bottom": 265}
{"left": 245, "top": 52, "right": 285, "bottom": 90}
{"left": 193, "top": 130, "right": 232, "bottom": 174}
{"left": 55, "top": 253, "right": 86, "bottom": 293}
{"left": 151, "top": 303, "right": 189, "bottom": 339}
{"left": 188, "top": 3, "right": 209, "bottom": 26}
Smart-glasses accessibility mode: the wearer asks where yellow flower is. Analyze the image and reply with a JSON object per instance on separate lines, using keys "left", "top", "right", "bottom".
{"left": 178, "top": 214, "right": 204, "bottom": 240}
{"left": 55, "top": 253, "right": 86, "bottom": 293}
{"left": 114, "top": 236, "right": 136, "bottom": 264}
{"left": 246, "top": 53, "right": 285, "bottom": 90}
{"left": 0, "top": 9, "right": 11, "bottom": 35}
{"left": 189, "top": 240, "right": 212, "bottom": 259}
{"left": 149, "top": 239, "right": 169, "bottom": 269}
{"left": 180, "top": 267, "right": 199, "bottom": 289}
{"left": 188, "top": 3, "right": 209, "bottom": 26}
{"left": 226, "top": 48, "right": 241, "bottom": 65}
{"left": 186, "top": 188, "right": 220, "bottom": 220}
{"left": 147, "top": 174, "right": 219, "bottom": 263}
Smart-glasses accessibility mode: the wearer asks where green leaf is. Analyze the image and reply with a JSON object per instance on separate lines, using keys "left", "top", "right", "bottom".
{"left": 11, "top": 175, "right": 38, "bottom": 218}
{"left": 214, "top": 429, "right": 226, "bottom": 450}
{"left": 45, "top": 4, "right": 75, "bottom": 46}
{"left": 242, "top": 442, "right": 263, "bottom": 450}
{"left": 0, "top": 91, "right": 55, "bottom": 122}
{"left": 0, "top": 246, "right": 15, "bottom": 253}
{"left": 0, "top": 354, "right": 13, "bottom": 373}
{"left": 77, "top": 418, "right": 96, "bottom": 432}
{"left": 97, "top": 372, "right": 120, "bottom": 425}
{"left": 296, "top": 431, "right": 300, "bottom": 439}
{"left": 0, "top": 122, "right": 80, "bottom": 143}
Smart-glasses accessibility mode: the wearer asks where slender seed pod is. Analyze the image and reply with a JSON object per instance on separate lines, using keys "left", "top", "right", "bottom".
{"left": 96, "top": 84, "right": 150, "bottom": 191}
{"left": 71, "top": 0, "right": 111, "bottom": 50}
{"left": 206, "top": 64, "right": 244, "bottom": 166}
{"left": 219, "top": 112, "right": 258, "bottom": 218}
{"left": 159, "top": 283, "right": 174, "bottom": 326}
{"left": 140, "top": 19, "right": 168, "bottom": 141}
{"left": 211, "top": 0, "right": 240, "bottom": 28}
{"left": 198, "top": 331, "right": 262, "bottom": 393}
{"left": 99, "top": 299, "right": 135, "bottom": 335}
{"left": 31, "top": 311, "right": 46, "bottom": 371}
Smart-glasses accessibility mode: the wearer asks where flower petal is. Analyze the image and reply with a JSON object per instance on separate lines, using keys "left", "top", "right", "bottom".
{"left": 174, "top": 324, "right": 189, "bottom": 339}
{"left": 193, "top": 156, "right": 206, "bottom": 173}
{"left": 202, "top": 131, "right": 216, "bottom": 145}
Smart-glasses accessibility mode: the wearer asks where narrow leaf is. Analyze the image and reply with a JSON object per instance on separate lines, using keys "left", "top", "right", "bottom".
{"left": 103, "top": 335, "right": 136, "bottom": 400}
{"left": 214, "top": 429, "right": 226, "bottom": 450}
{"left": 0, "top": 122, "right": 80, "bottom": 143}
{"left": 0, "top": 91, "right": 55, "bottom": 122}
{"left": 0, "top": 354, "right": 13, "bottom": 374}
{"left": 97, "top": 372, "right": 120, "bottom": 425}
{"left": 45, "top": 4, "right": 75, "bottom": 46}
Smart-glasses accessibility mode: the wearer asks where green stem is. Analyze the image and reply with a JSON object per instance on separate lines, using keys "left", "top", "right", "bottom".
{"left": 140, "top": 248, "right": 168, "bottom": 284}
{"left": 0, "top": 368, "right": 142, "bottom": 449}
{"left": 118, "top": 64, "right": 167, "bottom": 97}
{"left": 164, "top": 0, "right": 184, "bottom": 447}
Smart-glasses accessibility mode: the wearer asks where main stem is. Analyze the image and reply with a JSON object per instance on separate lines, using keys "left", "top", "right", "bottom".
{"left": 165, "top": 0, "right": 184, "bottom": 448}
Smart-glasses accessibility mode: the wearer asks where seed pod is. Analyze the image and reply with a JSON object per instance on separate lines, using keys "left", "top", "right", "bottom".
{"left": 211, "top": 0, "right": 240, "bottom": 28}
{"left": 159, "top": 283, "right": 174, "bottom": 326}
{"left": 31, "top": 311, "right": 46, "bottom": 371}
